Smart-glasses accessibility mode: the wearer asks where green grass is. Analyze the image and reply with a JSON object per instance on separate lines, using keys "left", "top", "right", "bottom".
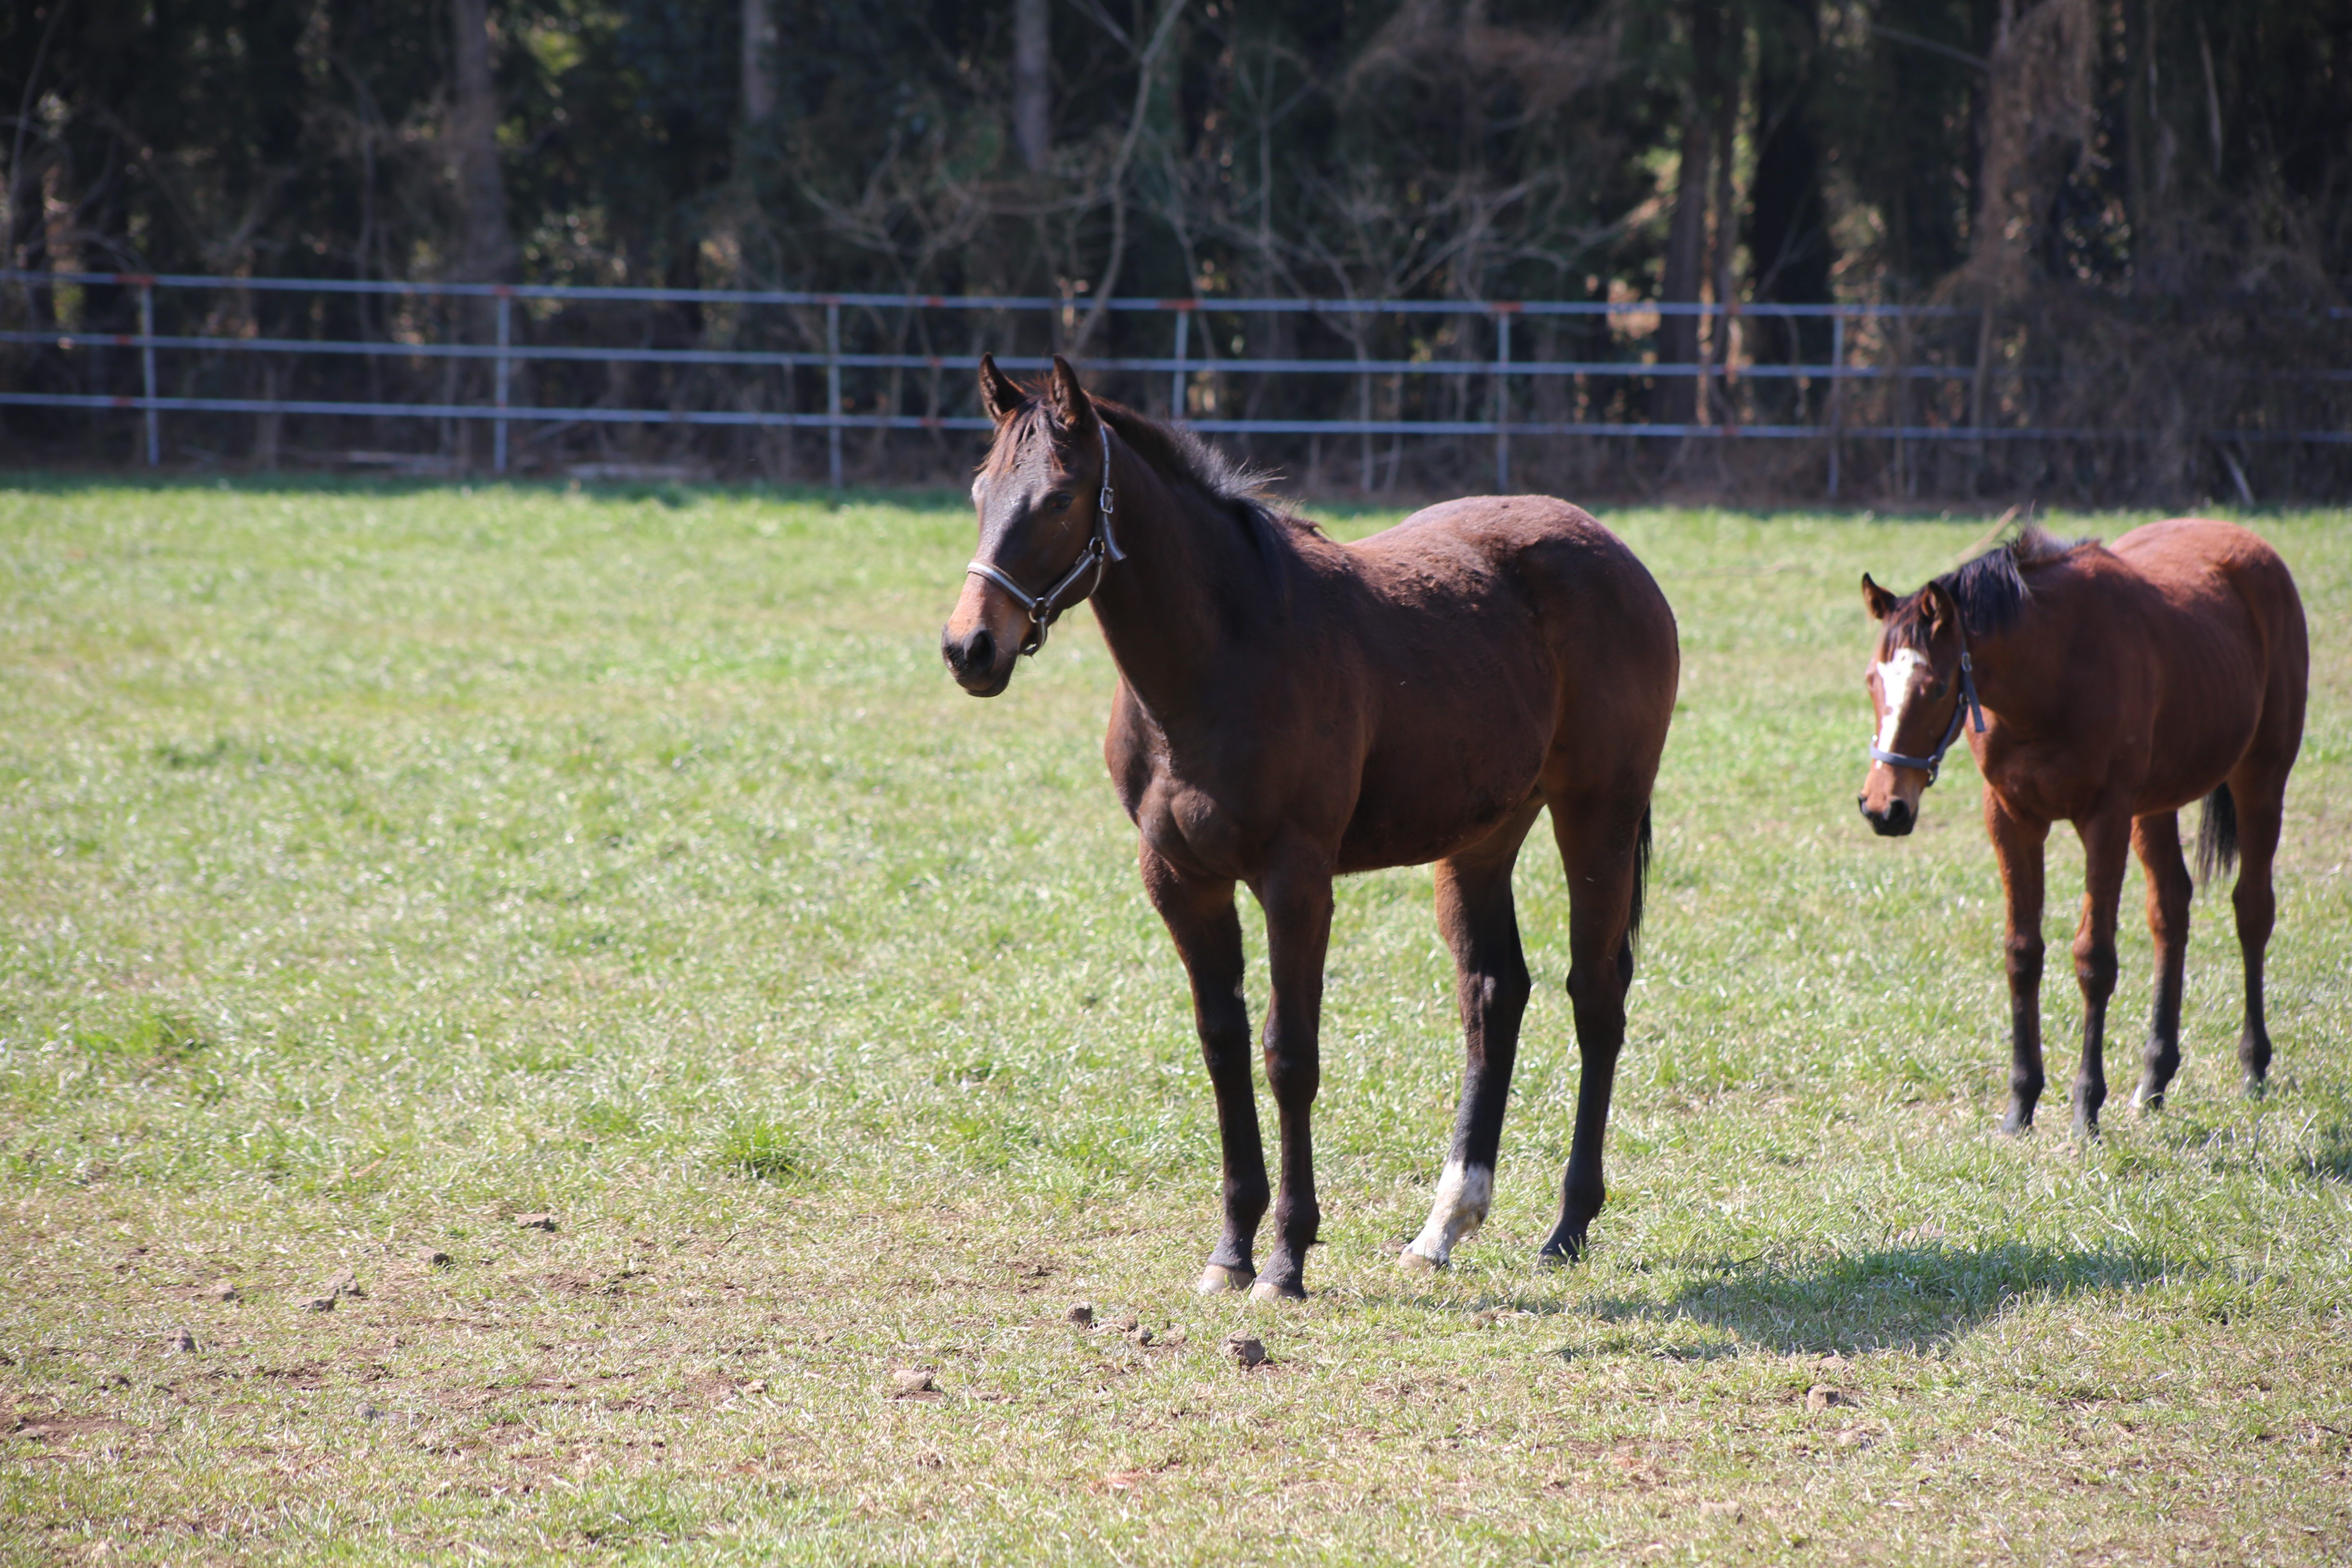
{"left": 0, "top": 476, "right": 2346, "bottom": 1564}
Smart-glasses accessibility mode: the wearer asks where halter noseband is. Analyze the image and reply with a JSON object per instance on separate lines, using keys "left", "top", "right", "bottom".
{"left": 1867, "top": 641, "right": 1985, "bottom": 786}
{"left": 964, "top": 421, "right": 1125, "bottom": 656}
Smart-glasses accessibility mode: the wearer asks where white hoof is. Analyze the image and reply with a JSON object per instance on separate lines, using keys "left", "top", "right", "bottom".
{"left": 1247, "top": 1279, "right": 1297, "bottom": 1303}
{"left": 1397, "top": 1246, "right": 1443, "bottom": 1272}
{"left": 1196, "top": 1264, "right": 1255, "bottom": 1294}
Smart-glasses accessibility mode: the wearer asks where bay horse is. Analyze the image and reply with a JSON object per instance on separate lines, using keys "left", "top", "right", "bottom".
{"left": 1857, "top": 521, "right": 2306, "bottom": 1136}
{"left": 941, "top": 356, "right": 1679, "bottom": 1299}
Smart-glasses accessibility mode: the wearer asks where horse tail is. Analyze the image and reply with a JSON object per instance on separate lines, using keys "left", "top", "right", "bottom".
{"left": 1616, "top": 805, "right": 1653, "bottom": 989}
{"left": 2195, "top": 782, "right": 2239, "bottom": 888}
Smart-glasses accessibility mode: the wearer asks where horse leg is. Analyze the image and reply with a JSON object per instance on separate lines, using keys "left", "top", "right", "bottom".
{"left": 2230, "top": 771, "right": 2287, "bottom": 1094}
{"left": 1401, "top": 804, "right": 1541, "bottom": 1271}
{"left": 1987, "top": 796, "right": 2049, "bottom": 1134}
{"left": 2130, "top": 812, "right": 2193, "bottom": 1112}
{"left": 1539, "top": 797, "right": 1646, "bottom": 1263}
{"left": 2067, "top": 812, "right": 2132, "bottom": 1138}
{"left": 1247, "top": 847, "right": 1335, "bottom": 1301}
{"left": 1139, "top": 847, "right": 1266, "bottom": 1293}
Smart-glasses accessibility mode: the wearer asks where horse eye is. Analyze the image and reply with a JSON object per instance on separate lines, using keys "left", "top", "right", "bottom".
{"left": 1044, "top": 491, "right": 1073, "bottom": 511}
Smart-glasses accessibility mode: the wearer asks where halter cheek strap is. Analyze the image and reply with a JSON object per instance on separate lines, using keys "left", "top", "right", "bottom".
{"left": 1867, "top": 647, "right": 1986, "bottom": 786}
{"left": 964, "top": 421, "right": 1126, "bottom": 657}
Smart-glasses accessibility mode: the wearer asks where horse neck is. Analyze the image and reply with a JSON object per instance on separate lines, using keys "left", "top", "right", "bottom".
{"left": 1964, "top": 572, "right": 2067, "bottom": 723}
{"left": 1086, "top": 444, "right": 1280, "bottom": 724}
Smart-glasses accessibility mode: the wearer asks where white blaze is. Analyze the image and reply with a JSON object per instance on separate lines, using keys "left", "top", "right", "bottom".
{"left": 1401, "top": 1158, "right": 1494, "bottom": 1269}
{"left": 1873, "top": 648, "right": 1927, "bottom": 755}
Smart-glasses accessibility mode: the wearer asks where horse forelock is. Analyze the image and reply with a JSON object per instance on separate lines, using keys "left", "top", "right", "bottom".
{"left": 1881, "top": 525, "right": 2099, "bottom": 651}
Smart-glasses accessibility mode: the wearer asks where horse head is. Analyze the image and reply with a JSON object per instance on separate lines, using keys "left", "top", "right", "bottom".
{"left": 1857, "top": 572, "right": 1980, "bottom": 836}
{"left": 941, "top": 354, "right": 1120, "bottom": 697}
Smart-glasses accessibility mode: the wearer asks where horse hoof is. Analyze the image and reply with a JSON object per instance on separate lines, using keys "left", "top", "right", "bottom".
{"left": 2243, "top": 1076, "right": 2268, "bottom": 1100}
{"left": 1397, "top": 1247, "right": 1442, "bottom": 1273}
{"left": 2132, "top": 1084, "right": 2164, "bottom": 1114}
{"left": 1537, "top": 1233, "right": 1586, "bottom": 1266}
{"left": 1196, "top": 1265, "right": 1255, "bottom": 1294}
{"left": 1247, "top": 1278, "right": 1304, "bottom": 1303}
{"left": 1997, "top": 1110, "right": 2032, "bottom": 1137}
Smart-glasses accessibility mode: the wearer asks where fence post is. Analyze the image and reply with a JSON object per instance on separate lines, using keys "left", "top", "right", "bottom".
{"left": 825, "top": 298, "right": 843, "bottom": 491}
{"left": 1170, "top": 305, "right": 1189, "bottom": 419}
{"left": 1827, "top": 311, "right": 1845, "bottom": 500}
{"left": 1493, "top": 305, "right": 1512, "bottom": 492}
{"left": 138, "top": 280, "right": 158, "bottom": 467}
{"left": 493, "top": 289, "right": 512, "bottom": 474}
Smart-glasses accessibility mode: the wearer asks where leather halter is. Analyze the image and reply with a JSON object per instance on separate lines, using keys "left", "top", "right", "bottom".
{"left": 1868, "top": 637, "right": 1986, "bottom": 786}
{"left": 964, "top": 421, "right": 1126, "bottom": 656}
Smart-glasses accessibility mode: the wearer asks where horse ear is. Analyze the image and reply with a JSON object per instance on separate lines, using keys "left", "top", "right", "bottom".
{"left": 978, "top": 353, "right": 1022, "bottom": 423}
{"left": 1923, "top": 581, "right": 1958, "bottom": 632}
{"left": 1049, "top": 354, "right": 1096, "bottom": 430}
{"left": 1861, "top": 574, "right": 1900, "bottom": 621}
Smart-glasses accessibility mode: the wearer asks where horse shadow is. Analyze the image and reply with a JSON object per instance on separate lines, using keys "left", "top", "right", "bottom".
{"left": 1383, "top": 1238, "right": 2178, "bottom": 1359}
{"left": 2304, "top": 1120, "right": 2352, "bottom": 1183}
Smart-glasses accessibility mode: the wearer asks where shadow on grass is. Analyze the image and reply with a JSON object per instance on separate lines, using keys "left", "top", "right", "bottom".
{"left": 2304, "top": 1121, "right": 2352, "bottom": 1182}
{"left": 1636, "top": 1240, "right": 2175, "bottom": 1355}
{"left": 1392, "top": 1240, "right": 2177, "bottom": 1357}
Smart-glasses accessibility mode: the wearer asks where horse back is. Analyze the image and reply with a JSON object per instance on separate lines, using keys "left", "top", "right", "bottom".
{"left": 1342, "top": 494, "right": 1679, "bottom": 783}
{"left": 2111, "top": 518, "right": 2307, "bottom": 690}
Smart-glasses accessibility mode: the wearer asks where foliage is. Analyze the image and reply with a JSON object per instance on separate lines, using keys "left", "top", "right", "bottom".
{"left": 2, "top": 2, "right": 2347, "bottom": 494}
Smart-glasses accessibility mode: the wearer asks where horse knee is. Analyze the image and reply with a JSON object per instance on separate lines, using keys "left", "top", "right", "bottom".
{"left": 1564, "top": 966, "right": 1625, "bottom": 1038}
{"left": 1197, "top": 1016, "right": 1252, "bottom": 1082}
{"left": 2232, "top": 883, "right": 2276, "bottom": 946}
{"left": 1474, "top": 963, "right": 1532, "bottom": 1025}
{"left": 1262, "top": 1051, "right": 1319, "bottom": 1107}
{"left": 2004, "top": 934, "right": 2044, "bottom": 987}
{"left": 2072, "top": 938, "right": 2118, "bottom": 1002}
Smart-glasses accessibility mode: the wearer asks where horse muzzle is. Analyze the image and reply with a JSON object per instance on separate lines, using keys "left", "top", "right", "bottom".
{"left": 942, "top": 623, "right": 1013, "bottom": 696}
{"left": 1858, "top": 794, "right": 1915, "bottom": 837}
{"left": 942, "top": 574, "right": 1029, "bottom": 696}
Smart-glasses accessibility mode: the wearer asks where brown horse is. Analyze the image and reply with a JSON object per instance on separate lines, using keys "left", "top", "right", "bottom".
{"left": 941, "top": 356, "right": 1679, "bottom": 1299}
{"left": 1857, "top": 521, "right": 2307, "bottom": 1136}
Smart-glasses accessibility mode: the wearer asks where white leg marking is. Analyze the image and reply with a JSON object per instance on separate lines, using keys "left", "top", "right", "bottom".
{"left": 1400, "top": 1158, "right": 1494, "bottom": 1270}
{"left": 1873, "top": 649, "right": 1925, "bottom": 753}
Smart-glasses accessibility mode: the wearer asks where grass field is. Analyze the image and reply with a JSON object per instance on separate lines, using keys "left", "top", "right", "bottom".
{"left": 0, "top": 476, "right": 2346, "bottom": 1565}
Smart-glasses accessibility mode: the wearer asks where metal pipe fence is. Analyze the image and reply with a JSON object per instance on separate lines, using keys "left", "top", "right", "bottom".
{"left": 2, "top": 271, "right": 2344, "bottom": 496}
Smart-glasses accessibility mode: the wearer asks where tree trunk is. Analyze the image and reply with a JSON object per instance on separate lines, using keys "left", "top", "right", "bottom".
{"left": 451, "top": 0, "right": 512, "bottom": 285}
{"left": 1014, "top": 0, "right": 1051, "bottom": 172}
{"left": 1964, "top": 0, "right": 2096, "bottom": 300}
{"left": 742, "top": 0, "right": 776, "bottom": 125}
{"left": 1745, "top": 0, "right": 1833, "bottom": 366}
{"left": 1654, "top": 0, "right": 1721, "bottom": 424}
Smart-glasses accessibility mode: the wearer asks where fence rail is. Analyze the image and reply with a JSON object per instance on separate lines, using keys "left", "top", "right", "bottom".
{"left": 2, "top": 271, "right": 2343, "bottom": 496}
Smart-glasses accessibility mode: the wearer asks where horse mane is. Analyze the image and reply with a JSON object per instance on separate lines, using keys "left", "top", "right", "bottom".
{"left": 1884, "top": 525, "right": 2100, "bottom": 648}
{"left": 990, "top": 385, "right": 1321, "bottom": 613}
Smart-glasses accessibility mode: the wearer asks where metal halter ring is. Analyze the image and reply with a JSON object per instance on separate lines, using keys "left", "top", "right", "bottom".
{"left": 1866, "top": 648, "right": 1985, "bottom": 785}
{"left": 963, "top": 421, "right": 1127, "bottom": 656}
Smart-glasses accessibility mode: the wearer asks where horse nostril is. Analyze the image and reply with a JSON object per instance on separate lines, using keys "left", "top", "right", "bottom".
{"left": 964, "top": 628, "right": 994, "bottom": 673}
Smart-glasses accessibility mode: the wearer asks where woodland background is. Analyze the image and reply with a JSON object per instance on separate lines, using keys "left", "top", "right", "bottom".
{"left": 2, "top": 0, "right": 2348, "bottom": 500}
